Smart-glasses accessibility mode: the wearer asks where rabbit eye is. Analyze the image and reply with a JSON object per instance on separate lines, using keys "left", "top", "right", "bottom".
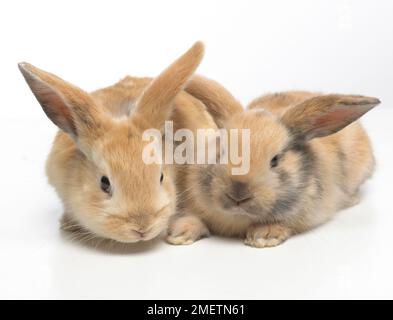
{"left": 160, "top": 173, "right": 164, "bottom": 183}
{"left": 100, "top": 176, "right": 111, "bottom": 194}
{"left": 270, "top": 155, "right": 280, "bottom": 168}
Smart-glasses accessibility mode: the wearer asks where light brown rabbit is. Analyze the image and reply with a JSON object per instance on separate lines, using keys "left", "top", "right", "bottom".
{"left": 18, "top": 42, "right": 205, "bottom": 243}
{"left": 167, "top": 75, "right": 380, "bottom": 248}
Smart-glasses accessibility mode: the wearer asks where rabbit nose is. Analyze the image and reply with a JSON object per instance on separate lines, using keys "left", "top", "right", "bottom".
{"left": 225, "top": 193, "right": 252, "bottom": 206}
{"left": 135, "top": 231, "right": 144, "bottom": 237}
{"left": 133, "top": 229, "right": 146, "bottom": 238}
{"left": 228, "top": 181, "right": 252, "bottom": 205}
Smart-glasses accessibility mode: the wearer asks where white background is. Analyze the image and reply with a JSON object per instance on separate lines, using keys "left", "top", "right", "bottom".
{"left": 1, "top": 0, "right": 392, "bottom": 299}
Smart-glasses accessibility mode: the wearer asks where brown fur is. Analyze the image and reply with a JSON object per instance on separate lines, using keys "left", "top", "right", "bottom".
{"left": 18, "top": 42, "right": 208, "bottom": 243}
{"left": 168, "top": 77, "right": 379, "bottom": 248}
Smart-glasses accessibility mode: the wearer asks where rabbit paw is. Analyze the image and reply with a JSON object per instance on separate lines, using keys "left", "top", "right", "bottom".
{"left": 244, "top": 224, "right": 291, "bottom": 248}
{"left": 166, "top": 215, "right": 209, "bottom": 245}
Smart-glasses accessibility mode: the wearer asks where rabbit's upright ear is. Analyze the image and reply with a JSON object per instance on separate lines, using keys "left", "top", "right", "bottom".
{"left": 281, "top": 94, "right": 380, "bottom": 141}
{"left": 133, "top": 42, "right": 205, "bottom": 131}
{"left": 18, "top": 63, "right": 106, "bottom": 140}
{"left": 185, "top": 75, "right": 243, "bottom": 128}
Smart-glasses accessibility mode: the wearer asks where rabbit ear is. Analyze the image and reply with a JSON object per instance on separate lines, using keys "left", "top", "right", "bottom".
{"left": 18, "top": 62, "right": 106, "bottom": 140}
{"left": 133, "top": 42, "right": 205, "bottom": 131}
{"left": 185, "top": 75, "right": 243, "bottom": 127}
{"left": 281, "top": 94, "right": 380, "bottom": 141}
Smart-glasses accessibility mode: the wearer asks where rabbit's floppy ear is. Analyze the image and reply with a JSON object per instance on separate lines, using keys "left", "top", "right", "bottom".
{"left": 18, "top": 63, "right": 106, "bottom": 140}
{"left": 133, "top": 41, "right": 204, "bottom": 131}
{"left": 185, "top": 75, "right": 243, "bottom": 128}
{"left": 281, "top": 94, "right": 380, "bottom": 141}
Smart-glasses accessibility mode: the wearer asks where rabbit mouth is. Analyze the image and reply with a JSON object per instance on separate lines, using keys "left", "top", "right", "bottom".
{"left": 221, "top": 201, "right": 267, "bottom": 220}
{"left": 223, "top": 205, "right": 256, "bottom": 218}
{"left": 227, "top": 206, "right": 249, "bottom": 215}
{"left": 220, "top": 194, "right": 263, "bottom": 217}
{"left": 112, "top": 229, "right": 162, "bottom": 243}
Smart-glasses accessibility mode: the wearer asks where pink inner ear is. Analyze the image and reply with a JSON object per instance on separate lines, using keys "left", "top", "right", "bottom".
{"left": 314, "top": 109, "right": 354, "bottom": 127}
{"left": 36, "top": 84, "right": 76, "bottom": 135}
{"left": 311, "top": 108, "right": 358, "bottom": 137}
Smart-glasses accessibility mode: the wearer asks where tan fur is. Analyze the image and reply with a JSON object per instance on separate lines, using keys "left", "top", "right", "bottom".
{"left": 185, "top": 75, "right": 243, "bottom": 127}
{"left": 248, "top": 91, "right": 317, "bottom": 116}
{"left": 18, "top": 42, "right": 208, "bottom": 243}
{"left": 168, "top": 77, "right": 379, "bottom": 248}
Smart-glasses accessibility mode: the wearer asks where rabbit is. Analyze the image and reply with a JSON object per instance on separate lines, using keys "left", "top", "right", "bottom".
{"left": 167, "top": 75, "right": 380, "bottom": 248}
{"left": 18, "top": 42, "right": 206, "bottom": 243}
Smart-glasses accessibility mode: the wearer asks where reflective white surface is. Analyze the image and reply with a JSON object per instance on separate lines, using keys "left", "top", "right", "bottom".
{"left": 1, "top": 0, "right": 392, "bottom": 299}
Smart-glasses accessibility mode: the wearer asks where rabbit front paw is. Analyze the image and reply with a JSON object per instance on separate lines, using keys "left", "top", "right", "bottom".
{"left": 244, "top": 224, "right": 291, "bottom": 248}
{"left": 166, "top": 215, "right": 209, "bottom": 245}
